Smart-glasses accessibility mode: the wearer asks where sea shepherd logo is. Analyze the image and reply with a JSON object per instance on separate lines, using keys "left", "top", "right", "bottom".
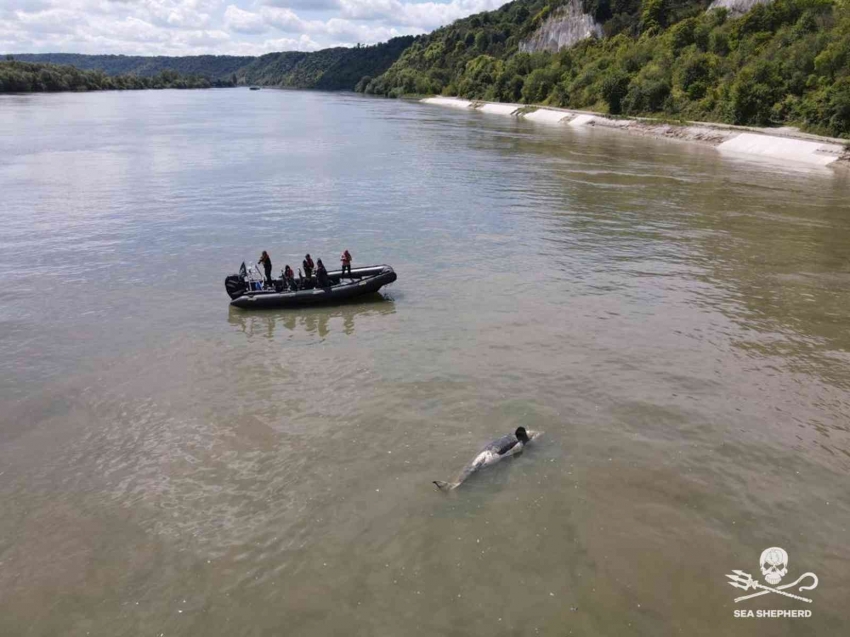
{"left": 728, "top": 547, "right": 819, "bottom": 618}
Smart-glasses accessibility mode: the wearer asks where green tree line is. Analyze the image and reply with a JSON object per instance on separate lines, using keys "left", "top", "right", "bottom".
{"left": 0, "top": 60, "right": 234, "bottom": 93}
{"left": 11, "top": 37, "right": 416, "bottom": 93}
{"left": 236, "top": 37, "right": 416, "bottom": 90}
{"left": 10, "top": 53, "right": 253, "bottom": 79}
{"left": 359, "top": 0, "right": 850, "bottom": 138}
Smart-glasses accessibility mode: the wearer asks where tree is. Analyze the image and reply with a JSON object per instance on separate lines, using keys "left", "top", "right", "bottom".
{"left": 730, "top": 64, "right": 781, "bottom": 126}
{"left": 601, "top": 70, "right": 631, "bottom": 114}
{"left": 641, "top": 0, "right": 667, "bottom": 32}
{"left": 521, "top": 67, "right": 559, "bottom": 104}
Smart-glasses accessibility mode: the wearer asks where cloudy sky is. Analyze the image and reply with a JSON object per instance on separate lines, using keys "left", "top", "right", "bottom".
{"left": 1, "top": 0, "right": 509, "bottom": 57}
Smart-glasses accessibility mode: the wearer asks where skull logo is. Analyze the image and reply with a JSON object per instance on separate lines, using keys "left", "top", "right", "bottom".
{"left": 759, "top": 547, "right": 788, "bottom": 585}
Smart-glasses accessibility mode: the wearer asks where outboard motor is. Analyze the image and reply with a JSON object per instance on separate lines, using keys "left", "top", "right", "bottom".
{"left": 225, "top": 274, "right": 248, "bottom": 300}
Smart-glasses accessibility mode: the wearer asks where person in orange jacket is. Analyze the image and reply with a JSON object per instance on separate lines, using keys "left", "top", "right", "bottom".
{"left": 340, "top": 249, "right": 352, "bottom": 278}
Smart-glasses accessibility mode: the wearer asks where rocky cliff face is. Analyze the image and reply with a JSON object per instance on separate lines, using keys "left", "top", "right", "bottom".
{"left": 708, "top": 0, "right": 774, "bottom": 14}
{"left": 518, "top": 0, "right": 603, "bottom": 54}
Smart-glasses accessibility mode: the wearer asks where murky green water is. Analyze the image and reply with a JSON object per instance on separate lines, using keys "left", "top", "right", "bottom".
{"left": 1, "top": 89, "right": 849, "bottom": 636}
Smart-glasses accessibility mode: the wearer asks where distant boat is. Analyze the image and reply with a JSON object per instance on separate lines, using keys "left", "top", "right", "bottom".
{"left": 249, "top": 86, "right": 261, "bottom": 91}
{"left": 226, "top": 264, "right": 397, "bottom": 309}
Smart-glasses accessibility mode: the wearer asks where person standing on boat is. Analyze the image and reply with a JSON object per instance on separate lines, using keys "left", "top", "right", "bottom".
{"left": 315, "top": 259, "right": 330, "bottom": 287}
{"left": 303, "top": 254, "right": 314, "bottom": 279}
{"left": 340, "top": 249, "right": 352, "bottom": 278}
{"left": 258, "top": 251, "right": 273, "bottom": 287}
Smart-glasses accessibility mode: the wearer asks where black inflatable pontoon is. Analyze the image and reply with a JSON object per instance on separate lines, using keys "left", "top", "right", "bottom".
{"left": 225, "top": 264, "right": 397, "bottom": 309}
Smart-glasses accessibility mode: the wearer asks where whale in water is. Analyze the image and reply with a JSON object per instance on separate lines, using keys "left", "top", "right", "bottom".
{"left": 433, "top": 427, "right": 543, "bottom": 491}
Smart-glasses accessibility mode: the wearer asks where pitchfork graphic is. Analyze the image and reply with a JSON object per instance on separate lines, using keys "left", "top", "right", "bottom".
{"left": 726, "top": 571, "right": 819, "bottom": 603}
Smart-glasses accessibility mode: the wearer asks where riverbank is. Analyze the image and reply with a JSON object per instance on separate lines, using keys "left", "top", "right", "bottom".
{"left": 421, "top": 97, "right": 850, "bottom": 169}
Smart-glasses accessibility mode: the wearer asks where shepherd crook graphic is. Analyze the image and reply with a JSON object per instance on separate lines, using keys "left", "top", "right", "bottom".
{"left": 726, "top": 571, "right": 819, "bottom": 603}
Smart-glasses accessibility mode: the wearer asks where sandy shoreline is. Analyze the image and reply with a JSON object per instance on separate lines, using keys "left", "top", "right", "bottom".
{"left": 421, "top": 97, "right": 850, "bottom": 169}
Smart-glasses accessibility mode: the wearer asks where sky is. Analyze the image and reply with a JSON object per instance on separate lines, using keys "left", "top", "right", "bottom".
{"left": 1, "top": 0, "right": 510, "bottom": 57}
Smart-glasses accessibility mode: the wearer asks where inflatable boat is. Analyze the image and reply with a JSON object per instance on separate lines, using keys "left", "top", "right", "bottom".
{"left": 226, "top": 264, "right": 397, "bottom": 309}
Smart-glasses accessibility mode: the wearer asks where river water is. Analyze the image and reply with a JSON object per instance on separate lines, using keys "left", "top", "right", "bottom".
{"left": 1, "top": 89, "right": 849, "bottom": 636}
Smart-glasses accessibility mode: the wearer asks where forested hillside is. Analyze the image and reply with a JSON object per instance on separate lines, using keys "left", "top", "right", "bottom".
{"left": 361, "top": 0, "right": 850, "bottom": 137}
{"left": 0, "top": 60, "right": 228, "bottom": 92}
{"left": 11, "top": 53, "right": 251, "bottom": 81}
{"left": 11, "top": 37, "right": 416, "bottom": 92}
{"left": 238, "top": 37, "right": 415, "bottom": 89}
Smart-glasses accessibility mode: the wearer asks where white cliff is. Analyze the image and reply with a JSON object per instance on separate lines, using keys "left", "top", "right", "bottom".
{"left": 518, "top": 0, "right": 603, "bottom": 54}
{"left": 708, "top": 0, "right": 774, "bottom": 14}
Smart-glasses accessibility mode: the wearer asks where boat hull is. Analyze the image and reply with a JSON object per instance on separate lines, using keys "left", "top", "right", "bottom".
{"left": 229, "top": 265, "right": 396, "bottom": 309}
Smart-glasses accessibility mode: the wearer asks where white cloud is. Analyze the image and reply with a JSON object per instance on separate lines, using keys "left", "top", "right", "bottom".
{"left": 338, "top": 0, "right": 398, "bottom": 21}
{"left": 229, "top": 33, "right": 320, "bottom": 55}
{"left": 90, "top": 17, "right": 170, "bottom": 44}
{"left": 347, "top": 0, "right": 507, "bottom": 29}
{"left": 1, "top": 0, "right": 510, "bottom": 56}
{"left": 10, "top": 0, "right": 53, "bottom": 12}
{"left": 323, "top": 17, "right": 418, "bottom": 42}
{"left": 421, "top": 0, "right": 505, "bottom": 27}
{"left": 224, "top": 4, "right": 268, "bottom": 34}
{"left": 264, "top": 33, "right": 320, "bottom": 50}
{"left": 259, "top": 6, "right": 310, "bottom": 33}
{"left": 262, "top": 0, "right": 340, "bottom": 9}
{"left": 14, "top": 9, "right": 85, "bottom": 35}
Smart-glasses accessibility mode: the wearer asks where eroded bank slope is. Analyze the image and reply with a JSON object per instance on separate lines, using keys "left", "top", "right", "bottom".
{"left": 422, "top": 97, "right": 850, "bottom": 169}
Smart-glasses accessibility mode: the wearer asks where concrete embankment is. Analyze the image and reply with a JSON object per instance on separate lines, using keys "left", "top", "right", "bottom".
{"left": 420, "top": 97, "right": 849, "bottom": 169}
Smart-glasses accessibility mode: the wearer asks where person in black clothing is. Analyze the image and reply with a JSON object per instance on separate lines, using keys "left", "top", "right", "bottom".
{"left": 258, "top": 251, "right": 273, "bottom": 287}
{"left": 303, "top": 254, "right": 314, "bottom": 279}
{"left": 299, "top": 269, "right": 315, "bottom": 290}
{"left": 283, "top": 265, "right": 297, "bottom": 291}
{"left": 315, "top": 259, "right": 330, "bottom": 287}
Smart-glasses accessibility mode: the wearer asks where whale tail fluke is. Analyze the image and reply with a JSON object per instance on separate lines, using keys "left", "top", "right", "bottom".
{"left": 433, "top": 480, "right": 458, "bottom": 491}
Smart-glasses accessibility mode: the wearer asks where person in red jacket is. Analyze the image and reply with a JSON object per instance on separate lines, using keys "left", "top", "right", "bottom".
{"left": 340, "top": 249, "right": 352, "bottom": 278}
